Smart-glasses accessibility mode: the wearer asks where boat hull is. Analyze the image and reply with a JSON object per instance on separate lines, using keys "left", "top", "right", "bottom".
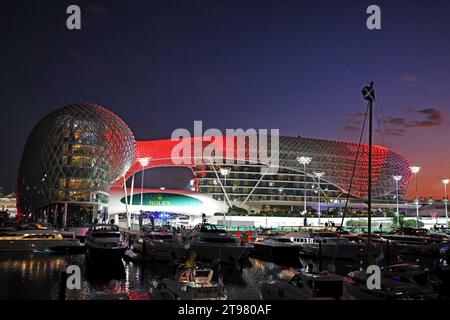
{"left": 85, "top": 242, "right": 127, "bottom": 261}
{"left": 0, "top": 239, "right": 83, "bottom": 253}
{"left": 253, "top": 243, "right": 300, "bottom": 261}
{"left": 189, "top": 242, "right": 251, "bottom": 263}
{"left": 298, "top": 243, "right": 365, "bottom": 260}
{"left": 135, "top": 241, "right": 188, "bottom": 262}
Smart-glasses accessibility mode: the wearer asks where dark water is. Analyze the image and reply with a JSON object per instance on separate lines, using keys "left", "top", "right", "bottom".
{"left": 0, "top": 251, "right": 445, "bottom": 300}
{"left": 0, "top": 251, "right": 360, "bottom": 300}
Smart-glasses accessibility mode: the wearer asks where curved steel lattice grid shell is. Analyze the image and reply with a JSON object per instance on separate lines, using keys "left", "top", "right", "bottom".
{"left": 17, "top": 103, "right": 136, "bottom": 214}
{"left": 120, "top": 135, "right": 412, "bottom": 199}
{"left": 277, "top": 136, "right": 412, "bottom": 199}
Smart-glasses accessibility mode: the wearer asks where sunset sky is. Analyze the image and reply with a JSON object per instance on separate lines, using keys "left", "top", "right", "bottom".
{"left": 0, "top": 0, "right": 449, "bottom": 199}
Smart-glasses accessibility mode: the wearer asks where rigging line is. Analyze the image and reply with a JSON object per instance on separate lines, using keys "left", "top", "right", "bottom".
{"left": 331, "top": 102, "right": 369, "bottom": 266}
{"left": 374, "top": 96, "right": 393, "bottom": 149}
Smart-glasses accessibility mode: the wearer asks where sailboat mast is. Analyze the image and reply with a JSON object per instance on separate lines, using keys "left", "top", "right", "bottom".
{"left": 362, "top": 82, "right": 375, "bottom": 264}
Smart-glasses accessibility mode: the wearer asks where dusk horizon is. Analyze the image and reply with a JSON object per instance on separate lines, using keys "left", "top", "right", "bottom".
{"left": 1, "top": 0, "right": 449, "bottom": 199}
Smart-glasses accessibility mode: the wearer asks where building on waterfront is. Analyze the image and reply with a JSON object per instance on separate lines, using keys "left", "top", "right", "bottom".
{"left": 17, "top": 103, "right": 136, "bottom": 231}
{"left": 17, "top": 103, "right": 415, "bottom": 228}
{"left": 107, "top": 135, "right": 413, "bottom": 218}
{"left": 0, "top": 192, "right": 17, "bottom": 217}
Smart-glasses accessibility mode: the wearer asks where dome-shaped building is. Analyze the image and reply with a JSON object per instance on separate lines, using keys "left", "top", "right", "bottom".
{"left": 17, "top": 103, "right": 136, "bottom": 227}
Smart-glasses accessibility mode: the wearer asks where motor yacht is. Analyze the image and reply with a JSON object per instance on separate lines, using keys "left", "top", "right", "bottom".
{"left": 252, "top": 229, "right": 284, "bottom": 243}
{"left": 187, "top": 223, "right": 252, "bottom": 264}
{"left": 344, "top": 263, "right": 438, "bottom": 300}
{"left": 260, "top": 271, "right": 353, "bottom": 300}
{"left": 287, "top": 231, "right": 365, "bottom": 260}
{"left": 131, "top": 228, "right": 188, "bottom": 262}
{"left": 0, "top": 229, "right": 83, "bottom": 252}
{"left": 149, "top": 253, "right": 226, "bottom": 300}
{"left": 381, "top": 228, "right": 447, "bottom": 257}
{"left": 85, "top": 223, "right": 128, "bottom": 260}
{"left": 252, "top": 237, "right": 300, "bottom": 262}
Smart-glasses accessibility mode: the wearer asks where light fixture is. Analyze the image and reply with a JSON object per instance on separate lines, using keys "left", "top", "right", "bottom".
{"left": 297, "top": 156, "right": 312, "bottom": 165}
{"left": 410, "top": 166, "right": 420, "bottom": 174}
{"left": 138, "top": 157, "right": 150, "bottom": 167}
{"left": 219, "top": 167, "right": 231, "bottom": 176}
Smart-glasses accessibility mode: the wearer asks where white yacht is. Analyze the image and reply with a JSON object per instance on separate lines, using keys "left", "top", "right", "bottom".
{"left": 85, "top": 223, "right": 128, "bottom": 260}
{"left": 150, "top": 266, "right": 225, "bottom": 300}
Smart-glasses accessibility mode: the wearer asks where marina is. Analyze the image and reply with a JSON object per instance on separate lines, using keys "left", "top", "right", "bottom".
{"left": 1, "top": 1, "right": 450, "bottom": 306}
{"left": 1, "top": 219, "right": 450, "bottom": 300}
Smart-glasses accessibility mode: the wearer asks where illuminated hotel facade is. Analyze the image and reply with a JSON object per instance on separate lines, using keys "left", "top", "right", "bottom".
{"left": 108, "top": 135, "right": 413, "bottom": 218}
{"left": 18, "top": 103, "right": 413, "bottom": 228}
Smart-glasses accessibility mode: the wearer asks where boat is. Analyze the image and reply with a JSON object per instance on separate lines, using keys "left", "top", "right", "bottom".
{"left": 260, "top": 271, "right": 354, "bottom": 300}
{"left": 430, "top": 226, "right": 450, "bottom": 237}
{"left": 85, "top": 223, "right": 128, "bottom": 260}
{"left": 381, "top": 228, "right": 447, "bottom": 257}
{"left": 130, "top": 227, "right": 188, "bottom": 262}
{"left": 0, "top": 229, "right": 83, "bottom": 252}
{"left": 253, "top": 229, "right": 285, "bottom": 243}
{"left": 252, "top": 237, "right": 300, "bottom": 262}
{"left": 344, "top": 263, "right": 438, "bottom": 300}
{"left": 355, "top": 233, "right": 401, "bottom": 261}
{"left": 149, "top": 254, "right": 226, "bottom": 300}
{"left": 187, "top": 223, "right": 252, "bottom": 264}
{"left": 287, "top": 231, "right": 366, "bottom": 260}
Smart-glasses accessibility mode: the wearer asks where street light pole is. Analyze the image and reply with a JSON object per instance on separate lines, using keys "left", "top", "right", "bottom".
{"left": 393, "top": 175, "right": 402, "bottom": 227}
{"left": 314, "top": 172, "right": 325, "bottom": 225}
{"left": 297, "top": 156, "right": 312, "bottom": 215}
{"left": 138, "top": 157, "right": 150, "bottom": 212}
{"left": 410, "top": 166, "right": 421, "bottom": 228}
{"left": 443, "top": 179, "right": 449, "bottom": 228}
{"left": 220, "top": 167, "right": 231, "bottom": 228}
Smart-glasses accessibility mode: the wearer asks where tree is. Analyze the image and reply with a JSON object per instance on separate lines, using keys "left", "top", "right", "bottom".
{"left": 392, "top": 213, "right": 424, "bottom": 228}
{"left": 228, "top": 205, "right": 248, "bottom": 216}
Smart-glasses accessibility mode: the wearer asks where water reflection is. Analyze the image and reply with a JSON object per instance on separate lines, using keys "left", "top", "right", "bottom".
{"left": 85, "top": 258, "right": 126, "bottom": 284}
{"left": 1, "top": 251, "right": 435, "bottom": 300}
{"left": 0, "top": 252, "right": 73, "bottom": 299}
